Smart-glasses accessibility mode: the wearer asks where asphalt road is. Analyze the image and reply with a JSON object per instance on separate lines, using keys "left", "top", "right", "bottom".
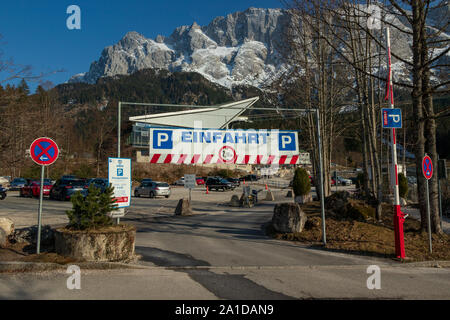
{"left": 1, "top": 184, "right": 449, "bottom": 299}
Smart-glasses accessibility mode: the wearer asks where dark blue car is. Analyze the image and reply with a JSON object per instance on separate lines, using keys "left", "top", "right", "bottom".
{"left": 9, "top": 178, "right": 27, "bottom": 191}
{"left": 49, "top": 178, "right": 87, "bottom": 201}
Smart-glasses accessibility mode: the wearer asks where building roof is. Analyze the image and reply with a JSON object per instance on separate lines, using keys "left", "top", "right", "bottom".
{"left": 128, "top": 97, "right": 259, "bottom": 129}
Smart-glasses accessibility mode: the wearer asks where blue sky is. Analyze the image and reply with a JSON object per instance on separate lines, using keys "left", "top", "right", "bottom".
{"left": 0, "top": 0, "right": 283, "bottom": 92}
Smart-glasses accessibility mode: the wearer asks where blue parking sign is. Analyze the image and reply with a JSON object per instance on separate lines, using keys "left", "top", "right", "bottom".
{"left": 381, "top": 108, "right": 402, "bottom": 128}
{"left": 152, "top": 130, "right": 173, "bottom": 149}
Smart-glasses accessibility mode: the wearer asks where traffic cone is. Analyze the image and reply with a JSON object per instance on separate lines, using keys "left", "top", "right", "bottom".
{"left": 265, "top": 183, "right": 268, "bottom": 190}
{"left": 206, "top": 186, "right": 209, "bottom": 194}
{"left": 243, "top": 179, "right": 246, "bottom": 185}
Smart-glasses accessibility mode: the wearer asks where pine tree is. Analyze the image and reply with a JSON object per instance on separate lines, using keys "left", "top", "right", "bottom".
{"left": 18, "top": 79, "right": 29, "bottom": 95}
{"left": 66, "top": 184, "right": 117, "bottom": 230}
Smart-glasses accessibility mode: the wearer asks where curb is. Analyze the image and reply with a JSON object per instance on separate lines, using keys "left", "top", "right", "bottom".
{"left": 0, "top": 261, "right": 146, "bottom": 273}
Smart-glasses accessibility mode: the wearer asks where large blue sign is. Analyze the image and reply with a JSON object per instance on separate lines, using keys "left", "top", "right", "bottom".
{"left": 381, "top": 108, "right": 402, "bottom": 128}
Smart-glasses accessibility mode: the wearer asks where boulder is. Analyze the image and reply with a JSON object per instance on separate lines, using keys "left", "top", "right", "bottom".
{"left": 265, "top": 190, "right": 275, "bottom": 201}
{"left": 10, "top": 225, "right": 55, "bottom": 246}
{"left": 295, "top": 194, "right": 312, "bottom": 204}
{"left": 55, "top": 225, "right": 136, "bottom": 262}
{"left": 325, "top": 191, "right": 351, "bottom": 214}
{"left": 325, "top": 192, "right": 375, "bottom": 221}
{"left": 229, "top": 195, "right": 241, "bottom": 207}
{"left": 0, "top": 217, "right": 14, "bottom": 237}
{"left": 175, "top": 199, "right": 193, "bottom": 216}
{"left": 271, "top": 203, "right": 307, "bottom": 233}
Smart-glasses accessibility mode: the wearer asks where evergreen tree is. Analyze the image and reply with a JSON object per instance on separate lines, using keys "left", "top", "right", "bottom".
{"left": 18, "top": 79, "right": 29, "bottom": 95}
{"left": 66, "top": 184, "right": 117, "bottom": 230}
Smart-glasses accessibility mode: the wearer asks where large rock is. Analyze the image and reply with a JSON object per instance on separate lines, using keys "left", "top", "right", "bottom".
{"left": 325, "top": 191, "right": 351, "bottom": 213}
{"left": 325, "top": 191, "right": 374, "bottom": 221}
{"left": 0, "top": 218, "right": 14, "bottom": 237}
{"left": 10, "top": 225, "right": 54, "bottom": 246}
{"left": 55, "top": 225, "right": 136, "bottom": 262}
{"left": 175, "top": 199, "right": 193, "bottom": 216}
{"left": 229, "top": 195, "right": 241, "bottom": 207}
{"left": 271, "top": 203, "right": 307, "bottom": 233}
{"left": 265, "top": 190, "right": 275, "bottom": 201}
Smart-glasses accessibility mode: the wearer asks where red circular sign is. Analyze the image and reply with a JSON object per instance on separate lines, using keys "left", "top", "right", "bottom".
{"left": 422, "top": 155, "right": 433, "bottom": 180}
{"left": 30, "top": 137, "right": 59, "bottom": 166}
{"left": 218, "top": 146, "right": 237, "bottom": 163}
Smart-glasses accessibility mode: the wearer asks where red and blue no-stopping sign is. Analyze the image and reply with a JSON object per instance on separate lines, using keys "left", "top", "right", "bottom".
{"left": 30, "top": 137, "right": 59, "bottom": 166}
{"left": 422, "top": 155, "right": 433, "bottom": 180}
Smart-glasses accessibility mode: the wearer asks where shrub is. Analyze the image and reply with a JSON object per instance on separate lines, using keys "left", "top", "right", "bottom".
{"left": 398, "top": 173, "right": 408, "bottom": 198}
{"left": 66, "top": 184, "right": 117, "bottom": 230}
{"left": 292, "top": 167, "right": 311, "bottom": 196}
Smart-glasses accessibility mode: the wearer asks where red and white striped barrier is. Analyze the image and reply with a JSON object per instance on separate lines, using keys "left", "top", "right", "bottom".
{"left": 149, "top": 154, "right": 300, "bottom": 165}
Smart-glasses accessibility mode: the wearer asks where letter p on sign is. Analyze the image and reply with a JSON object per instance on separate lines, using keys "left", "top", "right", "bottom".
{"left": 153, "top": 130, "right": 173, "bottom": 149}
{"left": 279, "top": 133, "right": 296, "bottom": 151}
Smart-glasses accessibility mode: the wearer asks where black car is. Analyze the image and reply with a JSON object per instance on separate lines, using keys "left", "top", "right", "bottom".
{"left": 0, "top": 185, "right": 7, "bottom": 200}
{"left": 226, "top": 177, "right": 240, "bottom": 187}
{"left": 9, "top": 178, "right": 27, "bottom": 191}
{"left": 239, "top": 174, "right": 260, "bottom": 182}
{"left": 49, "top": 178, "right": 87, "bottom": 201}
{"left": 206, "top": 177, "right": 234, "bottom": 191}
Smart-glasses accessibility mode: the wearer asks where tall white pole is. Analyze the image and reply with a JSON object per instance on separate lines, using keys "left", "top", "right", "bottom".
{"left": 386, "top": 28, "right": 400, "bottom": 207}
{"left": 386, "top": 28, "right": 405, "bottom": 259}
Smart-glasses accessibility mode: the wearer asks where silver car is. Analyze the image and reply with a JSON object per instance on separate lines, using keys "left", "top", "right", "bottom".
{"left": 134, "top": 181, "right": 171, "bottom": 198}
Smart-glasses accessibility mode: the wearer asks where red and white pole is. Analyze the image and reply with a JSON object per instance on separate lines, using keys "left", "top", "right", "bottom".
{"left": 386, "top": 28, "right": 406, "bottom": 259}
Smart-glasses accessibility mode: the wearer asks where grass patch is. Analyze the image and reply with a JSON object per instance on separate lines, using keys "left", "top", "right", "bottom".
{"left": 266, "top": 201, "right": 450, "bottom": 262}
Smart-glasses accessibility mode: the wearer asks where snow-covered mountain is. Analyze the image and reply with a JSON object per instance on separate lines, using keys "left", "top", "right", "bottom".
{"left": 69, "top": 6, "right": 449, "bottom": 90}
{"left": 69, "top": 7, "right": 291, "bottom": 89}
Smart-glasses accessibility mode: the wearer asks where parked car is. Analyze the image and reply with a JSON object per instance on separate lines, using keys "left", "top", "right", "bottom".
{"left": 49, "top": 178, "right": 87, "bottom": 201}
{"left": 239, "top": 174, "right": 260, "bottom": 182}
{"left": 226, "top": 177, "right": 240, "bottom": 187}
{"left": 62, "top": 175, "right": 76, "bottom": 179}
{"left": 20, "top": 180, "right": 53, "bottom": 197}
{"left": 86, "top": 178, "right": 110, "bottom": 194}
{"left": 336, "top": 176, "right": 352, "bottom": 186}
{"left": 174, "top": 177, "right": 185, "bottom": 186}
{"left": 0, "top": 185, "right": 6, "bottom": 200}
{"left": 206, "top": 177, "right": 234, "bottom": 191}
{"left": 407, "top": 176, "right": 417, "bottom": 185}
{"left": 9, "top": 178, "right": 27, "bottom": 191}
{"left": 134, "top": 181, "right": 171, "bottom": 198}
{"left": 196, "top": 177, "right": 205, "bottom": 185}
{"left": 142, "top": 178, "right": 153, "bottom": 183}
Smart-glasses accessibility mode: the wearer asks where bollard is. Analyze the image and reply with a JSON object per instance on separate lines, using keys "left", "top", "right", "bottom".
{"left": 206, "top": 186, "right": 209, "bottom": 194}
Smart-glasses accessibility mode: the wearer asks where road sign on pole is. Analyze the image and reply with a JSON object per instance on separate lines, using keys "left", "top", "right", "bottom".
{"left": 29, "top": 137, "right": 59, "bottom": 254}
{"left": 30, "top": 137, "right": 59, "bottom": 166}
{"left": 422, "top": 155, "right": 433, "bottom": 180}
{"left": 422, "top": 154, "right": 433, "bottom": 253}
{"left": 108, "top": 158, "right": 131, "bottom": 223}
{"left": 381, "top": 108, "right": 402, "bottom": 128}
{"left": 184, "top": 174, "right": 196, "bottom": 203}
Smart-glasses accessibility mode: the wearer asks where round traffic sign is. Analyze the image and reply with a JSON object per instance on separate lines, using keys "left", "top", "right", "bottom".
{"left": 30, "top": 137, "right": 59, "bottom": 166}
{"left": 422, "top": 155, "right": 433, "bottom": 180}
{"left": 218, "top": 145, "right": 237, "bottom": 163}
